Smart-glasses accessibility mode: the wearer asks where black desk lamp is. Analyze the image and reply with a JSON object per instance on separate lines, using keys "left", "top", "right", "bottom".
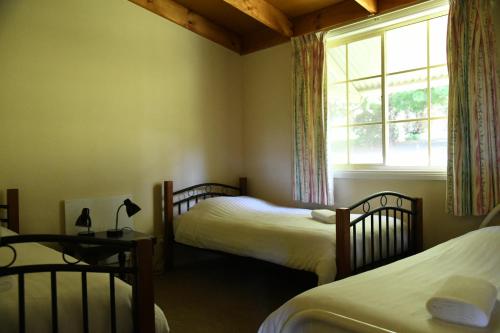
{"left": 75, "top": 208, "right": 95, "bottom": 236}
{"left": 107, "top": 199, "right": 141, "bottom": 237}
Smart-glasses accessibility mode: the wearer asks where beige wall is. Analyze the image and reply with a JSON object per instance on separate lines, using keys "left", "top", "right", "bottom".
{"left": 241, "top": 25, "right": 500, "bottom": 248}
{"left": 0, "top": 0, "right": 243, "bottom": 235}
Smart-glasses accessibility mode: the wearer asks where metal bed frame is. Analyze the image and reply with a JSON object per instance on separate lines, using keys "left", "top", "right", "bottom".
{"left": 0, "top": 189, "right": 155, "bottom": 333}
{"left": 163, "top": 178, "right": 422, "bottom": 279}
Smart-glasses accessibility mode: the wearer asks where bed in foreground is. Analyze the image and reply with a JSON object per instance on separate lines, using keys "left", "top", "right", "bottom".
{"left": 258, "top": 226, "right": 500, "bottom": 333}
{"left": 0, "top": 189, "right": 169, "bottom": 333}
{"left": 163, "top": 178, "right": 423, "bottom": 283}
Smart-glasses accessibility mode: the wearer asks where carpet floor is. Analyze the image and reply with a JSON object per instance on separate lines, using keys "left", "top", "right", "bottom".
{"left": 154, "top": 250, "right": 317, "bottom": 333}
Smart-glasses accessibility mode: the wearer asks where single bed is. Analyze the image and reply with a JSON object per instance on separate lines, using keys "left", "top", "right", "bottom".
{"left": 163, "top": 178, "right": 423, "bottom": 284}
{"left": 0, "top": 189, "right": 169, "bottom": 333}
{"left": 258, "top": 225, "right": 500, "bottom": 333}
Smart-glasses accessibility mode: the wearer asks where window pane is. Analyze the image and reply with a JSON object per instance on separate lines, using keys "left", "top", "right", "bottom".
{"left": 349, "top": 124, "right": 383, "bottom": 164}
{"left": 430, "top": 66, "right": 449, "bottom": 117}
{"left": 387, "top": 70, "right": 428, "bottom": 120}
{"left": 386, "top": 22, "right": 427, "bottom": 73}
{"left": 348, "top": 36, "right": 381, "bottom": 80}
{"left": 349, "top": 78, "right": 382, "bottom": 124}
{"left": 329, "top": 83, "right": 347, "bottom": 126}
{"left": 329, "top": 127, "right": 348, "bottom": 164}
{"left": 430, "top": 119, "right": 447, "bottom": 166}
{"left": 328, "top": 45, "right": 347, "bottom": 83}
{"left": 429, "top": 16, "right": 448, "bottom": 66}
{"left": 387, "top": 121, "right": 428, "bottom": 166}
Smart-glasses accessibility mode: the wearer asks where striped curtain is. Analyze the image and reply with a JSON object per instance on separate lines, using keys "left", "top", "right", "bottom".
{"left": 447, "top": 0, "right": 500, "bottom": 216}
{"left": 292, "top": 32, "right": 332, "bottom": 205}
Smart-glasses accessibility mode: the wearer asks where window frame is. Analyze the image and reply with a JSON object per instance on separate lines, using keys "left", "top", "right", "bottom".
{"left": 326, "top": 9, "right": 449, "bottom": 177}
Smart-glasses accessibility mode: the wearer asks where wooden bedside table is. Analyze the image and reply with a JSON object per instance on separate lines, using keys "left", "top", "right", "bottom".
{"left": 61, "top": 230, "right": 156, "bottom": 278}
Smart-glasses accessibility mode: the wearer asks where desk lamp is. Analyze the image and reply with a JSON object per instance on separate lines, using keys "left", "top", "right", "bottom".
{"left": 75, "top": 208, "right": 95, "bottom": 236}
{"left": 107, "top": 199, "right": 141, "bottom": 237}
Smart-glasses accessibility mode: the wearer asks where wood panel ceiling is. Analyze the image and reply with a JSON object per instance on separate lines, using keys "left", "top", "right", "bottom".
{"left": 129, "top": 0, "right": 429, "bottom": 55}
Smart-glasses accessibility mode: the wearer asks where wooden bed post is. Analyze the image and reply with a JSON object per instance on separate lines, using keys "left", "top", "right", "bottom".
{"left": 163, "top": 181, "right": 174, "bottom": 270}
{"left": 134, "top": 239, "right": 155, "bottom": 333}
{"left": 7, "top": 189, "right": 19, "bottom": 233}
{"left": 413, "top": 198, "right": 423, "bottom": 254}
{"left": 239, "top": 177, "right": 247, "bottom": 195}
{"left": 335, "top": 208, "right": 351, "bottom": 280}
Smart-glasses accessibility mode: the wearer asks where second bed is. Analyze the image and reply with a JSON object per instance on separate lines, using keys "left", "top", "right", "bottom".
{"left": 163, "top": 178, "right": 423, "bottom": 284}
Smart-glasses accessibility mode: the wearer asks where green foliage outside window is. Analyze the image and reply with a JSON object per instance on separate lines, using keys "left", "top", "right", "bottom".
{"left": 351, "top": 86, "right": 448, "bottom": 146}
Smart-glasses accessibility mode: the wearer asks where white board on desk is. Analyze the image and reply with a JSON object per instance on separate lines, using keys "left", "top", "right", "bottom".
{"left": 64, "top": 195, "right": 136, "bottom": 235}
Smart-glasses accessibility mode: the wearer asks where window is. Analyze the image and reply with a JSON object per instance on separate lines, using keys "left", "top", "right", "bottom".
{"left": 327, "top": 11, "right": 449, "bottom": 171}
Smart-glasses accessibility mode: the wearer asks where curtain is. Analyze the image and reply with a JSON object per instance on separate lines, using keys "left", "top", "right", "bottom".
{"left": 447, "top": 0, "right": 500, "bottom": 216}
{"left": 292, "top": 32, "right": 332, "bottom": 205}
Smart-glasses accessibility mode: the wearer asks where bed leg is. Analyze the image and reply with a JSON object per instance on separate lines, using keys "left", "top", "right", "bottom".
{"left": 412, "top": 198, "right": 423, "bottom": 254}
{"left": 239, "top": 177, "right": 247, "bottom": 195}
{"left": 163, "top": 181, "right": 174, "bottom": 271}
{"left": 134, "top": 239, "right": 155, "bottom": 333}
{"left": 335, "top": 208, "right": 351, "bottom": 280}
{"left": 7, "top": 189, "right": 19, "bottom": 233}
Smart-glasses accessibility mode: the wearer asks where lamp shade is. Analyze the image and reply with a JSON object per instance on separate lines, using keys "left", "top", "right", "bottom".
{"left": 75, "top": 207, "right": 94, "bottom": 236}
{"left": 107, "top": 198, "right": 141, "bottom": 237}
{"left": 124, "top": 199, "right": 141, "bottom": 217}
{"left": 75, "top": 208, "right": 91, "bottom": 227}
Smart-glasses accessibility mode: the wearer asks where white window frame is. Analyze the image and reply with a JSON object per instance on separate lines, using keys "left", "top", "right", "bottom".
{"left": 326, "top": 1, "right": 449, "bottom": 180}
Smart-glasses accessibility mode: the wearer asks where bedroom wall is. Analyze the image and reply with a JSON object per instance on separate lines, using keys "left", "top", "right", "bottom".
{"left": 0, "top": 0, "right": 243, "bottom": 237}
{"left": 242, "top": 15, "right": 500, "bottom": 248}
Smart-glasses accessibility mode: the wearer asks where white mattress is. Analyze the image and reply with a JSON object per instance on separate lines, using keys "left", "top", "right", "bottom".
{"left": 259, "top": 226, "right": 500, "bottom": 333}
{"left": 174, "top": 196, "right": 406, "bottom": 284}
{"left": 0, "top": 227, "right": 169, "bottom": 333}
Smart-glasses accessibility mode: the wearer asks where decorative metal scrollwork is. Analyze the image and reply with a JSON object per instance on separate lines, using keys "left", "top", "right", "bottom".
{"left": 380, "top": 195, "right": 387, "bottom": 207}
{"left": 0, "top": 244, "right": 17, "bottom": 268}
{"left": 174, "top": 184, "right": 239, "bottom": 203}
{"left": 362, "top": 201, "right": 371, "bottom": 213}
{"left": 396, "top": 197, "right": 403, "bottom": 208}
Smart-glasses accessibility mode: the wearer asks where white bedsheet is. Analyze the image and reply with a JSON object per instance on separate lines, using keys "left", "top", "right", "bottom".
{"left": 0, "top": 227, "right": 169, "bottom": 333}
{"left": 259, "top": 226, "right": 500, "bottom": 333}
{"left": 174, "top": 196, "right": 406, "bottom": 285}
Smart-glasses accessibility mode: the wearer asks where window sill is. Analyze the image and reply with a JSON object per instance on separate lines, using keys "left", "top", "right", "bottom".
{"left": 333, "top": 169, "right": 447, "bottom": 181}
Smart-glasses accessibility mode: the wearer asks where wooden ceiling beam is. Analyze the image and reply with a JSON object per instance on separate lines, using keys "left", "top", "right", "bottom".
{"left": 223, "top": 0, "right": 294, "bottom": 37}
{"left": 129, "top": 0, "right": 242, "bottom": 54}
{"left": 354, "top": 0, "right": 378, "bottom": 14}
{"left": 378, "top": 0, "right": 425, "bottom": 12}
{"left": 241, "top": 27, "right": 289, "bottom": 55}
{"left": 292, "top": 0, "right": 430, "bottom": 37}
{"left": 292, "top": 0, "right": 369, "bottom": 37}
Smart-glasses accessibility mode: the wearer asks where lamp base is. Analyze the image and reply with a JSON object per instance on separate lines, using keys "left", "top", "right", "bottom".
{"left": 106, "top": 229, "right": 123, "bottom": 237}
{"left": 78, "top": 231, "right": 95, "bottom": 237}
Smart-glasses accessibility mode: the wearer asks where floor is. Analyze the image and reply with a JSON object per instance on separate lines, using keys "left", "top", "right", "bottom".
{"left": 154, "top": 248, "right": 317, "bottom": 333}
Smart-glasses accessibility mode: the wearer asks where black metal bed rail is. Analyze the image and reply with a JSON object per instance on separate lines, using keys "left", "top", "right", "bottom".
{"left": 174, "top": 192, "right": 236, "bottom": 206}
{"left": 172, "top": 183, "right": 242, "bottom": 214}
{"left": 0, "top": 264, "right": 135, "bottom": 276}
{"left": 347, "top": 192, "right": 418, "bottom": 274}
{"left": 349, "top": 206, "right": 415, "bottom": 225}
{"left": 173, "top": 182, "right": 241, "bottom": 195}
{"left": 348, "top": 191, "right": 417, "bottom": 211}
{"left": 0, "top": 234, "right": 143, "bottom": 333}
{"left": 0, "top": 234, "right": 136, "bottom": 248}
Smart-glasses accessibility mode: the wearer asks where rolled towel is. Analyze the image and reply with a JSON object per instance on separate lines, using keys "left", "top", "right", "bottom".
{"left": 311, "top": 209, "right": 336, "bottom": 224}
{"left": 426, "top": 275, "right": 498, "bottom": 328}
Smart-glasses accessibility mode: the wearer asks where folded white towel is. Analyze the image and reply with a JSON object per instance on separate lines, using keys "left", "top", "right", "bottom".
{"left": 311, "top": 209, "right": 336, "bottom": 224}
{"left": 426, "top": 275, "right": 498, "bottom": 328}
